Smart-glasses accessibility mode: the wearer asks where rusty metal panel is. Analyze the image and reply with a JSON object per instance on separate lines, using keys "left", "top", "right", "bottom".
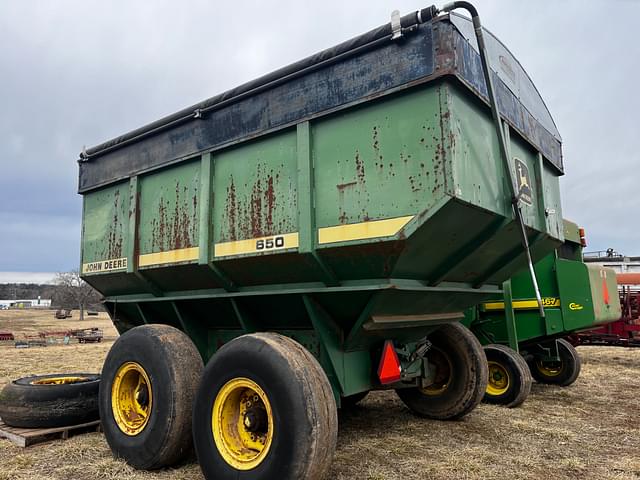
{"left": 77, "top": 12, "right": 567, "bottom": 328}
{"left": 213, "top": 131, "right": 298, "bottom": 245}
{"left": 313, "top": 84, "right": 451, "bottom": 229}
{"left": 448, "top": 83, "right": 563, "bottom": 238}
{"left": 137, "top": 159, "right": 201, "bottom": 262}
{"left": 81, "top": 181, "right": 129, "bottom": 274}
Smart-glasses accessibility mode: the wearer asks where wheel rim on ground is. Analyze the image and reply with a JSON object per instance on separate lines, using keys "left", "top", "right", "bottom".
{"left": 535, "top": 360, "right": 564, "bottom": 378}
{"left": 30, "top": 376, "right": 90, "bottom": 385}
{"left": 111, "top": 362, "right": 153, "bottom": 436}
{"left": 420, "top": 348, "right": 452, "bottom": 396}
{"left": 212, "top": 377, "right": 274, "bottom": 471}
{"left": 486, "top": 361, "right": 510, "bottom": 396}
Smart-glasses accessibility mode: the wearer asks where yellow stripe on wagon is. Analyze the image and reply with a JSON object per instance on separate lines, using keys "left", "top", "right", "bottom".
{"left": 138, "top": 247, "right": 200, "bottom": 267}
{"left": 482, "top": 297, "right": 560, "bottom": 311}
{"left": 318, "top": 215, "right": 414, "bottom": 245}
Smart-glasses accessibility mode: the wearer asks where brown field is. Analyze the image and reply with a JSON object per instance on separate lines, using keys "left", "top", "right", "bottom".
{"left": 0, "top": 309, "right": 638, "bottom": 480}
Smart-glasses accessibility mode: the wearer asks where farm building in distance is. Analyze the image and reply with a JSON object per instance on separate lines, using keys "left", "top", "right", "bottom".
{"left": 0, "top": 297, "right": 52, "bottom": 309}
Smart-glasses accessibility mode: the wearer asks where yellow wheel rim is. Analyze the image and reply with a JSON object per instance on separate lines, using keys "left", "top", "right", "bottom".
{"left": 486, "top": 361, "right": 510, "bottom": 396}
{"left": 420, "top": 348, "right": 452, "bottom": 397}
{"left": 111, "top": 362, "right": 153, "bottom": 436}
{"left": 212, "top": 377, "right": 274, "bottom": 471}
{"left": 31, "top": 376, "right": 89, "bottom": 385}
{"left": 536, "top": 360, "right": 564, "bottom": 377}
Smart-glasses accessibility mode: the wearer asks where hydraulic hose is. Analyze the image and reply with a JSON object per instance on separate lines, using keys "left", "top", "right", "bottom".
{"left": 440, "top": 1, "right": 546, "bottom": 318}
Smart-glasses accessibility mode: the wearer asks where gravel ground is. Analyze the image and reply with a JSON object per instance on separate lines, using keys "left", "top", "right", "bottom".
{"left": 0, "top": 310, "right": 638, "bottom": 480}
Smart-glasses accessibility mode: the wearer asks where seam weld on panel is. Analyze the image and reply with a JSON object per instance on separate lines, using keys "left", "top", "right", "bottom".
{"left": 138, "top": 247, "right": 200, "bottom": 267}
{"left": 318, "top": 216, "right": 414, "bottom": 245}
{"left": 214, "top": 233, "right": 299, "bottom": 258}
{"left": 483, "top": 298, "right": 560, "bottom": 311}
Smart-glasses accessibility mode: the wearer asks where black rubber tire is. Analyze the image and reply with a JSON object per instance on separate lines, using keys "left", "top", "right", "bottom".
{"left": 527, "top": 338, "right": 582, "bottom": 387}
{"left": 99, "top": 324, "right": 204, "bottom": 470}
{"left": 341, "top": 391, "right": 369, "bottom": 409}
{"left": 483, "top": 344, "right": 532, "bottom": 408}
{"left": 0, "top": 373, "right": 100, "bottom": 428}
{"left": 193, "top": 332, "right": 338, "bottom": 480}
{"left": 395, "top": 323, "right": 488, "bottom": 420}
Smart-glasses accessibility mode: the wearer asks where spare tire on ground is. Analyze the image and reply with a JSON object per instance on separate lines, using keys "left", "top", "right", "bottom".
{"left": 0, "top": 373, "right": 100, "bottom": 428}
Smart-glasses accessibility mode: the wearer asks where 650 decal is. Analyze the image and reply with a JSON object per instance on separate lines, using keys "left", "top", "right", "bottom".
{"left": 214, "top": 232, "right": 300, "bottom": 258}
{"left": 256, "top": 236, "right": 285, "bottom": 250}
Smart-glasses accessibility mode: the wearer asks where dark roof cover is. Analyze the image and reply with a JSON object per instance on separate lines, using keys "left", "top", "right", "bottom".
{"left": 78, "top": 13, "right": 562, "bottom": 193}
{"left": 449, "top": 13, "right": 561, "bottom": 143}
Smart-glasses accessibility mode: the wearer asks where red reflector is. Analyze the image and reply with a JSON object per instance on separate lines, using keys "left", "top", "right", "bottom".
{"left": 603, "top": 279, "right": 610, "bottom": 305}
{"left": 579, "top": 227, "right": 587, "bottom": 247}
{"left": 377, "top": 340, "right": 401, "bottom": 384}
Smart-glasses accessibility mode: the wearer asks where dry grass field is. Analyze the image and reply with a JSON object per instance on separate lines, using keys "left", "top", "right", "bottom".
{"left": 0, "top": 309, "right": 638, "bottom": 480}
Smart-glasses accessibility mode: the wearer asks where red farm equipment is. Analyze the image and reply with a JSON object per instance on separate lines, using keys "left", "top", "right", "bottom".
{"left": 568, "top": 273, "right": 640, "bottom": 347}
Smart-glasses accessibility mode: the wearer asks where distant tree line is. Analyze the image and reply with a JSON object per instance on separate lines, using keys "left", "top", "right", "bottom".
{"left": 1, "top": 270, "right": 103, "bottom": 320}
{"left": 0, "top": 283, "right": 58, "bottom": 301}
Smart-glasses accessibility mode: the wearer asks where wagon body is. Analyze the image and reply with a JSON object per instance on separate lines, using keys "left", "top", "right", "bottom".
{"left": 461, "top": 220, "right": 621, "bottom": 405}
{"left": 79, "top": 12, "right": 564, "bottom": 399}
{"left": 79, "top": 7, "right": 571, "bottom": 477}
{"left": 464, "top": 220, "right": 621, "bottom": 350}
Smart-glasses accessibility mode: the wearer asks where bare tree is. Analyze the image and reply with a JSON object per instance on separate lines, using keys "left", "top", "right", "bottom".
{"left": 54, "top": 270, "right": 100, "bottom": 321}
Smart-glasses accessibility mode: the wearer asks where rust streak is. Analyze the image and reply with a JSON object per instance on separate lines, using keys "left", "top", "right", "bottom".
{"left": 336, "top": 181, "right": 357, "bottom": 190}
{"left": 437, "top": 88, "right": 448, "bottom": 191}
{"left": 173, "top": 183, "right": 182, "bottom": 249}
{"left": 250, "top": 177, "right": 263, "bottom": 238}
{"left": 226, "top": 177, "right": 237, "bottom": 241}
{"left": 106, "top": 189, "right": 123, "bottom": 258}
{"left": 265, "top": 174, "right": 276, "bottom": 234}
{"left": 355, "top": 149, "right": 366, "bottom": 185}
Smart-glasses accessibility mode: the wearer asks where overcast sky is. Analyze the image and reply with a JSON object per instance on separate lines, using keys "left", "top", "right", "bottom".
{"left": 0, "top": 0, "right": 638, "bottom": 279}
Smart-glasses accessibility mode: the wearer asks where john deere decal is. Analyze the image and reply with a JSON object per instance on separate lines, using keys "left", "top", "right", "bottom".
{"left": 514, "top": 157, "right": 533, "bottom": 206}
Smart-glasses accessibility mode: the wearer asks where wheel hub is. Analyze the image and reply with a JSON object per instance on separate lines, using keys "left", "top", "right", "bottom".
{"left": 536, "top": 360, "right": 564, "bottom": 377}
{"left": 243, "top": 406, "right": 268, "bottom": 433}
{"left": 420, "top": 348, "right": 452, "bottom": 396}
{"left": 212, "top": 378, "right": 274, "bottom": 470}
{"left": 486, "top": 361, "right": 510, "bottom": 396}
{"left": 135, "top": 384, "right": 149, "bottom": 407}
{"left": 111, "top": 362, "right": 153, "bottom": 436}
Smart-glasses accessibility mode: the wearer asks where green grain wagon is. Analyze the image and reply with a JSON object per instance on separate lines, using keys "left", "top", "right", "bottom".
{"left": 463, "top": 220, "right": 621, "bottom": 407}
{"left": 78, "top": 4, "right": 566, "bottom": 478}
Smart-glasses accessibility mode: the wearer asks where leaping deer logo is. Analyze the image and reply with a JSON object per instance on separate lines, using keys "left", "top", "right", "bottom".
{"left": 514, "top": 158, "right": 533, "bottom": 206}
{"left": 517, "top": 163, "right": 529, "bottom": 189}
